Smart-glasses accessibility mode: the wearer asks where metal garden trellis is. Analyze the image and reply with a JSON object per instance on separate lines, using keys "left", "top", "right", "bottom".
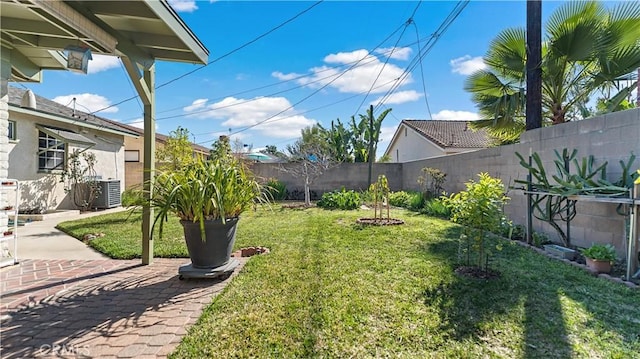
{"left": 515, "top": 149, "right": 640, "bottom": 281}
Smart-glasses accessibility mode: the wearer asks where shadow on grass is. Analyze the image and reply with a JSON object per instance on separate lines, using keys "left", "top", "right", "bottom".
{"left": 422, "top": 236, "right": 572, "bottom": 358}
{"left": 423, "top": 232, "right": 640, "bottom": 357}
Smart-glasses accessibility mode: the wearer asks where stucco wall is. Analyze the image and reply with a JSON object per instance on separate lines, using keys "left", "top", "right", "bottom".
{"left": 385, "top": 123, "right": 486, "bottom": 162}
{"left": 386, "top": 124, "right": 445, "bottom": 162}
{"left": 8, "top": 110, "right": 126, "bottom": 211}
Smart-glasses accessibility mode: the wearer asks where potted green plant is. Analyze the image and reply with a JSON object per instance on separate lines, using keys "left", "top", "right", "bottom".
{"left": 581, "top": 244, "right": 616, "bottom": 274}
{"left": 151, "top": 150, "right": 267, "bottom": 270}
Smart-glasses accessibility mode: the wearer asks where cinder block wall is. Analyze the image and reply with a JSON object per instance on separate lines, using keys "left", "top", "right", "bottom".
{"left": 402, "top": 109, "right": 640, "bottom": 254}
{"left": 249, "top": 162, "right": 404, "bottom": 196}
{"left": 250, "top": 109, "right": 640, "bottom": 255}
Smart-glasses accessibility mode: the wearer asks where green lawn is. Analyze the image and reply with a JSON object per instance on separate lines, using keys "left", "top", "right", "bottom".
{"left": 58, "top": 206, "right": 640, "bottom": 358}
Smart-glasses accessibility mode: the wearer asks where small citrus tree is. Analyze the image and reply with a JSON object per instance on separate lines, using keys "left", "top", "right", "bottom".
{"left": 369, "top": 174, "right": 390, "bottom": 221}
{"left": 443, "top": 173, "right": 509, "bottom": 270}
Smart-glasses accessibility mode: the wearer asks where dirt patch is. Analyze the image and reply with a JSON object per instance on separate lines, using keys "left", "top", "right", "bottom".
{"left": 233, "top": 247, "right": 270, "bottom": 257}
{"left": 356, "top": 218, "right": 405, "bottom": 226}
{"left": 281, "top": 202, "right": 314, "bottom": 209}
{"left": 454, "top": 266, "right": 501, "bottom": 280}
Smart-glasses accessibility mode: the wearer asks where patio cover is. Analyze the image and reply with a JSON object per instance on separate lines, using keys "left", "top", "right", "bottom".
{"left": 1, "top": 0, "right": 210, "bottom": 265}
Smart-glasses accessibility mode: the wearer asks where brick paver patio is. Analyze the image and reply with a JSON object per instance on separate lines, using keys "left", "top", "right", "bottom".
{"left": 0, "top": 257, "right": 247, "bottom": 358}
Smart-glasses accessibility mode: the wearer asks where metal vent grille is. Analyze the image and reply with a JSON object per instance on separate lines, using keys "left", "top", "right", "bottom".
{"left": 94, "top": 180, "right": 121, "bottom": 209}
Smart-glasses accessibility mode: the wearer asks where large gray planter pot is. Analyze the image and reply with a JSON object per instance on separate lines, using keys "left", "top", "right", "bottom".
{"left": 180, "top": 217, "right": 239, "bottom": 269}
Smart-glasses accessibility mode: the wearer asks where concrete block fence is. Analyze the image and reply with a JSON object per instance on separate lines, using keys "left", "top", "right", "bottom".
{"left": 250, "top": 109, "right": 640, "bottom": 256}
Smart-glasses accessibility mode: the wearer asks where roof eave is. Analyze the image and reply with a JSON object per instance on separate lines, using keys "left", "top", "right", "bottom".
{"left": 9, "top": 104, "right": 139, "bottom": 138}
{"left": 145, "top": 0, "right": 208, "bottom": 64}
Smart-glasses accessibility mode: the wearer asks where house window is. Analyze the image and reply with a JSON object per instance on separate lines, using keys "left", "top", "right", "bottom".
{"left": 404, "top": 128, "right": 407, "bottom": 137}
{"left": 38, "top": 130, "right": 66, "bottom": 171}
{"left": 125, "top": 150, "right": 140, "bottom": 162}
{"left": 8, "top": 120, "right": 16, "bottom": 141}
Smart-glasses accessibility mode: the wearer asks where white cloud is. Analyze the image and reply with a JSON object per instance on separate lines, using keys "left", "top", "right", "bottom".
{"left": 273, "top": 49, "right": 412, "bottom": 94}
{"left": 128, "top": 119, "right": 145, "bottom": 130}
{"left": 450, "top": 55, "right": 486, "bottom": 75}
{"left": 88, "top": 55, "right": 120, "bottom": 74}
{"left": 52, "top": 93, "right": 118, "bottom": 114}
{"left": 379, "top": 125, "right": 398, "bottom": 144}
{"left": 183, "top": 96, "right": 316, "bottom": 138}
{"left": 375, "top": 47, "right": 412, "bottom": 61}
{"left": 183, "top": 98, "right": 208, "bottom": 112}
{"left": 370, "top": 90, "right": 421, "bottom": 106}
{"left": 126, "top": 118, "right": 158, "bottom": 131}
{"left": 272, "top": 71, "right": 302, "bottom": 81}
{"left": 168, "top": 0, "right": 198, "bottom": 12}
{"left": 431, "top": 110, "right": 479, "bottom": 122}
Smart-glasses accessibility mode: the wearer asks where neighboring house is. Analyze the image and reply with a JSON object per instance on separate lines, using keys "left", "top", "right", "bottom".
{"left": 104, "top": 121, "right": 210, "bottom": 189}
{"left": 7, "top": 87, "right": 139, "bottom": 212}
{"left": 383, "top": 120, "right": 491, "bottom": 163}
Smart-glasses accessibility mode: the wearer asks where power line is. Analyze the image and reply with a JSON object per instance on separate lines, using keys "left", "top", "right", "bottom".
{"left": 119, "top": 60, "right": 144, "bottom": 114}
{"left": 372, "top": 1, "right": 469, "bottom": 114}
{"left": 152, "top": 59, "right": 386, "bottom": 122}
{"left": 226, "top": 23, "right": 407, "bottom": 138}
{"left": 191, "top": 78, "right": 400, "bottom": 145}
{"left": 121, "top": 45, "right": 421, "bottom": 123}
{"left": 86, "top": 0, "right": 324, "bottom": 116}
{"left": 412, "top": 21, "right": 433, "bottom": 120}
{"left": 352, "top": 0, "right": 422, "bottom": 117}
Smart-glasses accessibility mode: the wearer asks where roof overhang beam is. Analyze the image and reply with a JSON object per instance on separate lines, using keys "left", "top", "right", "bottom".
{"left": 25, "top": 0, "right": 117, "bottom": 53}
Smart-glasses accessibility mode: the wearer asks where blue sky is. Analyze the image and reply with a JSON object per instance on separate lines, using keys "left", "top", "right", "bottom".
{"left": 21, "top": 1, "right": 592, "bottom": 155}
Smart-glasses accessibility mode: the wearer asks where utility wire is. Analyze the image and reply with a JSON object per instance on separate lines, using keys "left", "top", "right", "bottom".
{"left": 119, "top": 60, "right": 144, "bottom": 114}
{"left": 412, "top": 20, "right": 433, "bottom": 120}
{"left": 372, "top": 1, "right": 469, "bottom": 114}
{"left": 225, "top": 23, "right": 407, "bottom": 138}
{"left": 152, "top": 59, "right": 388, "bottom": 122}
{"left": 122, "top": 44, "right": 421, "bottom": 123}
{"left": 86, "top": 0, "right": 324, "bottom": 116}
{"left": 352, "top": 0, "right": 422, "bottom": 117}
{"left": 191, "top": 78, "right": 400, "bottom": 145}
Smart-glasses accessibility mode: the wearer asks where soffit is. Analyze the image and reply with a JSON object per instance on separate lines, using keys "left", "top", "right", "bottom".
{"left": 1, "top": 0, "right": 209, "bottom": 82}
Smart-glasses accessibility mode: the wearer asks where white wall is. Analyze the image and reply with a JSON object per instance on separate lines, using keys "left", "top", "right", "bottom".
{"left": 386, "top": 124, "right": 445, "bottom": 162}
{"left": 385, "top": 123, "right": 482, "bottom": 162}
{"left": 8, "top": 110, "right": 126, "bottom": 211}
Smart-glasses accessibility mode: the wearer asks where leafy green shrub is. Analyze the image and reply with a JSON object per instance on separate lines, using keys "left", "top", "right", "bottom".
{"left": 408, "top": 192, "right": 426, "bottom": 211}
{"left": 265, "top": 178, "right": 287, "bottom": 201}
{"left": 442, "top": 173, "right": 509, "bottom": 270}
{"left": 511, "top": 224, "right": 526, "bottom": 241}
{"left": 422, "top": 198, "right": 451, "bottom": 219}
{"left": 581, "top": 244, "right": 616, "bottom": 262}
{"left": 388, "top": 191, "right": 413, "bottom": 208}
{"left": 122, "top": 188, "right": 145, "bottom": 207}
{"left": 532, "top": 232, "right": 550, "bottom": 247}
{"left": 317, "top": 189, "right": 362, "bottom": 210}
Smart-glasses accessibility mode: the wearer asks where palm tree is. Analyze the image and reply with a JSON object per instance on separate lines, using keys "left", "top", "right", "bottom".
{"left": 465, "top": 1, "right": 640, "bottom": 144}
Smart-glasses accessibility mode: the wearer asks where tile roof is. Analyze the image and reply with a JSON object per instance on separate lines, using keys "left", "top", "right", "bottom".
{"left": 402, "top": 120, "right": 491, "bottom": 149}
